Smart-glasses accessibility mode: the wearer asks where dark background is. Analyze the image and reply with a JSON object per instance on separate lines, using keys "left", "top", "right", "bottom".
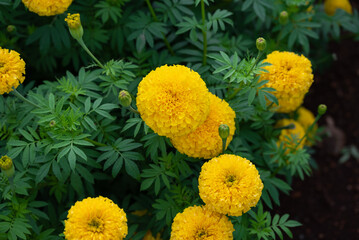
{"left": 278, "top": 24, "right": 359, "bottom": 240}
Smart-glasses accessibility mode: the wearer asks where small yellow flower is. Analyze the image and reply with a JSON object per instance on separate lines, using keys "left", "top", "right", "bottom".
{"left": 65, "top": 13, "right": 81, "bottom": 29}
{"left": 198, "top": 154, "right": 263, "bottom": 216}
{"left": 0, "top": 156, "right": 13, "bottom": 170}
{"left": 0, "top": 47, "right": 25, "bottom": 95}
{"left": 296, "top": 107, "right": 317, "bottom": 146}
{"left": 65, "top": 13, "right": 84, "bottom": 40}
{"left": 276, "top": 119, "right": 306, "bottom": 152}
{"left": 64, "top": 196, "right": 128, "bottom": 240}
{"left": 324, "top": 0, "right": 352, "bottom": 16}
{"left": 0, "top": 155, "right": 15, "bottom": 178}
{"left": 170, "top": 93, "right": 236, "bottom": 159}
{"left": 170, "top": 205, "right": 234, "bottom": 240}
{"left": 136, "top": 65, "right": 210, "bottom": 137}
{"left": 260, "top": 51, "right": 314, "bottom": 113}
{"left": 22, "top": 0, "right": 73, "bottom": 16}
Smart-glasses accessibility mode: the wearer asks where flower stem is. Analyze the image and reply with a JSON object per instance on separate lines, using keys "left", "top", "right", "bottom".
{"left": 201, "top": 0, "right": 207, "bottom": 65}
{"left": 222, "top": 138, "right": 227, "bottom": 154}
{"left": 77, "top": 38, "right": 105, "bottom": 69}
{"left": 84, "top": 137, "right": 107, "bottom": 147}
{"left": 12, "top": 88, "right": 40, "bottom": 108}
{"left": 294, "top": 114, "right": 321, "bottom": 149}
{"left": 129, "top": 106, "right": 140, "bottom": 114}
{"left": 145, "top": 0, "right": 174, "bottom": 55}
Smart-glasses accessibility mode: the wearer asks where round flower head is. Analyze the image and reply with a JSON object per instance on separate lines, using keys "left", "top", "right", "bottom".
{"left": 276, "top": 119, "right": 306, "bottom": 152}
{"left": 0, "top": 48, "right": 25, "bottom": 95}
{"left": 22, "top": 0, "right": 73, "bottom": 16}
{"left": 296, "top": 107, "right": 317, "bottom": 146}
{"left": 64, "top": 196, "right": 128, "bottom": 240}
{"left": 198, "top": 154, "right": 263, "bottom": 216}
{"left": 136, "top": 65, "right": 210, "bottom": 137}
{"left": 260, "top": 51, "right": 313, "bottom": 113}
{"left": 324, "top": 0, "right": 352, "bottom": 16}
{"left": 171, "top": 93, "right": 236, "bottom": 159}
{"left": 170, "top": 205, "right": 234, "bottom": 240}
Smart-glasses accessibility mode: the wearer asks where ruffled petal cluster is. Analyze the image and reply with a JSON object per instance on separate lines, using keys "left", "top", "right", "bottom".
{"left": 0, "top": 47, "right": 25, "bottom": 95}
{"left": 170, "top": 205, "right": 234, "bottom": 240}
{"left": 22, "top": 0, "right": 73, "bottom": 16}
{"left": 198, "top": 154, "right": 263, "bottom": 216}
{"left": 171, "top": 93, "right": 236, "bottom": 159}
{"left": 260, "top": 51, "right": 313, "bottom": 113}
{"left": 324, "top": 0, "right": 352, "bottom": 16}
{"left": 276, "top": 119, "right": 306, "bottom": 151}
{"left": 297, "top": 107, "right": 317, "bottom": 146}
{"left": 64, "top": 196, "right": 128, "bottom": 240}
{"left": 143, "top": 231, "right": 162, "bottom": 240}
{"left": 136, "top": 65, "right": 210, "bottom": 137}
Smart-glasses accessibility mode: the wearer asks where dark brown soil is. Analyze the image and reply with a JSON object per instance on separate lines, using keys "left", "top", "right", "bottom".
{"left": 279, "top": 38, "right": 359, "bottom": 239}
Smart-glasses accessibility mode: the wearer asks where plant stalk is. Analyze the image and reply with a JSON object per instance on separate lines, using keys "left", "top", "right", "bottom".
{"left": 77, "top": 38, "right": 105, "bottom": 69}
{"left": 145, "top": 0, "right": 174, "bottom": 55}
{"left": 12, "top": 88, "right": 40, "bottom": 108}
{"left": 201, "top": 0, "right": 207, "bottom": 65}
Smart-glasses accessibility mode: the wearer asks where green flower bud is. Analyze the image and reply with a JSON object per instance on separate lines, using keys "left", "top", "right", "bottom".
{"left": 49, "top": 120, "right": 56, "bottom": 127}
{"left": 219, "top": 124, "right": 230, "bottom": 139}
{"left": 256, "top": 37, "right": 267, "bottom": 51}
{"left": 0, "top": 155, "right": 15, "bottom": 178}
{"left": 65, "top": 13, "right": 83, "bottom": 40}
{"left": 279, "top": 11, "right": 289, "bottom": 25}
{"left": 318, "top": 104, "right": 327, "bottom": 115}
{"left": 119, "top": 90, "right": 132, "bottom": 107}
{"left": 7, "top": 25, "right": 16, "bottom": 33}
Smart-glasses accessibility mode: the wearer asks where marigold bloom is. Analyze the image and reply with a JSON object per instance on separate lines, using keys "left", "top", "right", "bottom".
{"left": 0, "top": 48, "right": 25, "bottom": 95}
{"left": 276, "top": 119, "right": 306, "bottom": 151}
{"left": 0, "top": 155, "right": 13, "bottom": 170}
{"left": 64, "top": 196, "right": 128, "bottom": 240}
{"left": 136, "top": 65, "right": 210, "bottom": 137}
{"left": 260, "top": 51, "right": 313, "bottom": 113}
{"left": 170, "top": 93, "right": 236, "bottom": 159}
{"left": 22, "top": 0, "right": 73, "bottom": 16}
{"left": 65, "top": 13, "right": 81, "bottom": 29}
{"left": 324, "top": 0, "right": 352, "bottom": 16}
{"left": 297, "top": 107, "right": 317, "bottom": 146}
{"left": 170, "top": 205, "right": 234, "bottom": 240}
{"left": 198, "top": 154, "right": 263, "bottom": 216}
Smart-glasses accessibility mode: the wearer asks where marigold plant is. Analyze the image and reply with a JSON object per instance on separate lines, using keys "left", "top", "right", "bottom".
{"left": 22, "top": 0, "right": 73, "bottom": 16}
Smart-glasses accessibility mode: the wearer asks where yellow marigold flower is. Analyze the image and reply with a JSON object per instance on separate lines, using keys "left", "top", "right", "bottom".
{"left": 170, "top": 205, "right": 234, "bottom": 240}
{"left": 296, "top": 107, "right": 317, "bottom": 146}
{"left": 260, "top": 51, "right": 313, "bottom": 113}
{"left": 136, "top": 65, "right": 210, "bottom": 137}
{"left": 22, "top": 0, "right": 73, "bottom": 16}
{"left": 64, "top": 196, "right": 128, "bottom": 240}
{"left": 170, "top": 93, "right": 236, "bottom": 159}
{"left": 276, "top": 119, "right": 306, "bottom": 152}
{"left": 143, "top": 230, "right": 162, "bottom": 240}
{"left": 0, "top": 47, "right": 25, "bottom": 95}
{"left": 198, "top": 154, "right": 263, "bottom": 216}
{"left": 65, "top": 13, "right": 81, "bottom": 29}
{"left": 324, "top": 0, "right": 352, "bottom": 16}
{"left": 0, "top": 155, "right": 13, "bottom": 170}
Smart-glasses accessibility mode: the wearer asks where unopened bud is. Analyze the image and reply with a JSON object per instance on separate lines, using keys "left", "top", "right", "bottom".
{"left": 7, "top": 25, "right": 16, "bottom": 33}
{"left": 219, "top": 124, "right": 230, "bottom": 139}
{"left": 279, "top": 11, "right": 289, "bottom": 25}
{"left": 0, "top": 155, "right": 15, "bottom": 178}
{"left": 49, "top": 120, "right": 56, "bottom": 127}
{"left": 119, "top": 90, "right": 132, "bottom": 107}
{"left": 65, "top": 13, "right": 83, "bottom": 40}
{"left": 318, "top": 104, "right": 327, "bottom": 115}
{"left": 256, "top": 37, "right": 266, "bottom": 51}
